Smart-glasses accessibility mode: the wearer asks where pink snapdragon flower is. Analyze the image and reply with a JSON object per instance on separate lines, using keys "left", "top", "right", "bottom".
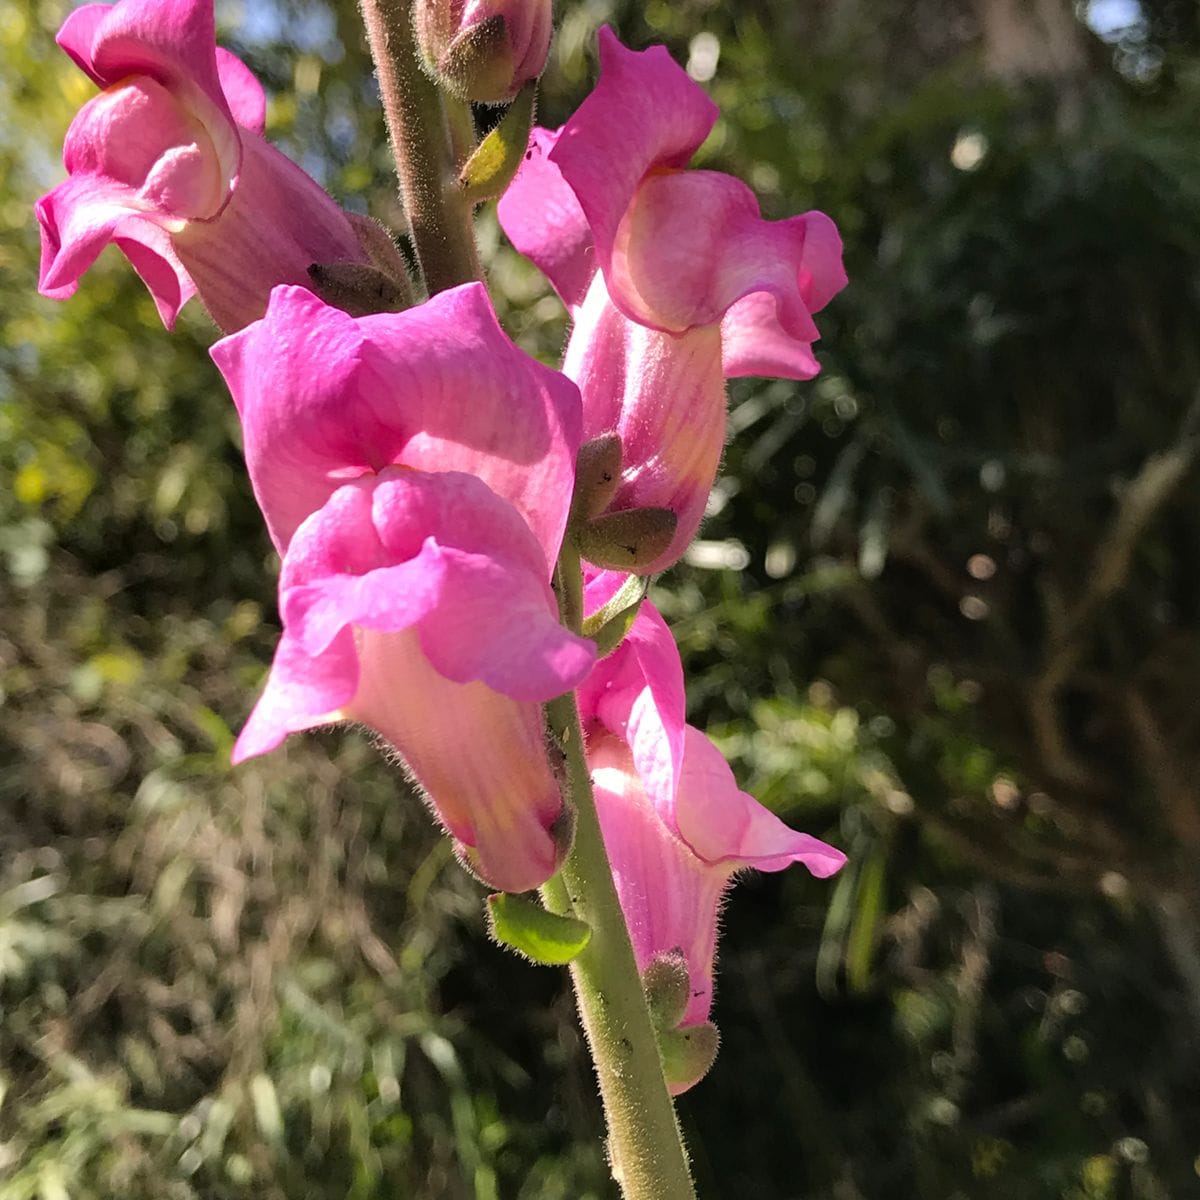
{"left": 36, "top": 0, "right": 367, "bottom": 332}
{"left": 498, "top": 29, "right": 847, "bottom": 571}
{"left": 211, "top": 283, "right": 593, "bottom": 892}
{"left": 590, "top": 730, "right": 846, "bottom": 1042}
{"left": 578, "top": 572, "right": 845, "bottom": 1057}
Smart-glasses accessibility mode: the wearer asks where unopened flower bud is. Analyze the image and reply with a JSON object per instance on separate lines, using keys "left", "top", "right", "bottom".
{"left": 415, "top": 0, "right": 552, "bottom": 104}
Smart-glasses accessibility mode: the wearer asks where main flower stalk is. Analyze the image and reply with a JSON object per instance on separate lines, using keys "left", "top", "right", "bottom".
{"left": 360, "top": 0, "right": 481, "bottom": 293}
{"left": 543, "top": 546, "right": 696, "bottom": 1200}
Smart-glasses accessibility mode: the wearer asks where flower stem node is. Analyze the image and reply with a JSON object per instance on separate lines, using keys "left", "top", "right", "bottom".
{"left": 486, "top": 891, "right": 593, "bottom": 965}
{"left": 574, "top": 507, "right": 677, "bottom": 574}
{"left": 658, "top": 1022, "right": 719, "bottom": 1096}
{"left": 570, "top": 433, "right": 623, "bottom": 524}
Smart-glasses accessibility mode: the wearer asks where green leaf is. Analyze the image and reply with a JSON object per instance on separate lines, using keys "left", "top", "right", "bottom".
{"left": 581, "top": 572, "right": 647, "bottom": 657}
{"left": 846, "top": 850, "right": 886, "bottom": 994}
{"left": 486, "top": 893, "right": 591, "bottom": 965}
{"left": 459, "top": 83, "right": 537, "bottom": 205}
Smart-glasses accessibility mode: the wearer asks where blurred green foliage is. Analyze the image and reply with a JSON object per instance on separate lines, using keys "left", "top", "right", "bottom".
{"left": 3, "top": 0, "right": 1200, "bottom": 1196}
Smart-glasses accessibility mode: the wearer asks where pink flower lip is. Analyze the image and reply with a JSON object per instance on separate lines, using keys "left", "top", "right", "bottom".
{"left": 37, "top": 0, "right": 370, "bottom": 332}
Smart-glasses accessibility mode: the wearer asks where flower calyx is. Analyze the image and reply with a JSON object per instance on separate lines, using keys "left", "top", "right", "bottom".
{"left": 568, "top": 434, "right": 677, "bottom": 572}
{"left": 570, "top": 433, "right": 623, "bottom": 524}
{"left": 642, "top": 950, "right": 719, "bottom": 1094}
{"left": 307, "top": 214, "right": 414, "bottom": 316}
{"left": 573, "top": 506, "right": 677, "bottom": 574}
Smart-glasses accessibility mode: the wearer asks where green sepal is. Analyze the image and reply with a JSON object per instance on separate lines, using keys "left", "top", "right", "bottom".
{"left": 459, "top": 82, "right": 537, "bottom": 204}
{"left": 347, "top": 213, "right": 414, "bottom": 297}
{"left": 486, "top": 892, "right": 591, "bottom": 966}
{"left": 574, "top": 507, "right": 677, "bottom": 573}
{"left": 658, "top": 1022, "right": 719, "bottom": 1094}
{"left": 570, "top": 433, "right": 622, "bottom": 524}
{"left": 307, "top": 262, "right": 411, "bottom": 318}
{"left": 642, "top": 949, "right": 690, "bottom": 1032}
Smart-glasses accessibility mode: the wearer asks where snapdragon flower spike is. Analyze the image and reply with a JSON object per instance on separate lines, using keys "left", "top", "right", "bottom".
{"left": 236, "top": 469, "right": 594, "bottom": 894}
{"left": 498, "top": 29, "right": 847, "bottom": 571}
{"left": 36, "top": 0, "right": 367, "bottom": 332}
{"left": 590, "top": 729, "right": 846, "bottom": 1090}
{"left": 210, "top": 282, "right": 589, "bottom": 893}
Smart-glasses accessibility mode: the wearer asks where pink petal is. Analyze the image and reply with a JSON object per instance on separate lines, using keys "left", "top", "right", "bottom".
{"left": 37, "top": 173, "right": 147, "bottom": 297}
{"left": 674, "top": 728, "right": 847, "bottom": 877}
{"left": 564, "top": 274, "right": 726, "bottom": 573}
{"left": 233, "top": 627, "right": 359, "bottom": 762}
{"left": 216, "top": 47, "right": 266, "bottom": 133}
{"left": 419, "top": 546, "right": 595, "bottom": 700}
{"left": 57, "top": 0, "right": 241, "bottom": 192}
{"left": 210, "top": 286, "right": 365, "bottom": 546}
{"left": 580, "top": 571, "right": 686, "bottom": 821}
{"left": 355, "top": 629, "right": 566, "bottom": 893}
{"left": 172, "top": 133, "right": 365, "bottom": 332}
{"left": 67, "top": 0, "right": 229, "bottom": 115}
{"left": 213, "top": 282, "right": 581, "bottom": 563}
{"left": 55, "top": 5, "right": 117, "bottom": 83}
{"left": 496, "top": 126, "right": 596, "bottom": 310}
{"left": 280, "top": 469, "right": 592, "bottom": 701}
{"left": 278, "top": 482, "right": 445, "bottom": 657}
{"left": 796, "top": 210, "right": 848, "bottom": 314}
{"left": 549, "top": 28, "right": 716, "bottom": 318}
{"left": 720, "top": 292, "right": 821, "bottom": 380}
{"left": 609, "top": 170, "right": 822, "bottom": 337}
{"left": 116, "top": 227, "right": 196, "bottom": 326}
{"left": 61, "top": 81, "right": 162, "bottom": 178}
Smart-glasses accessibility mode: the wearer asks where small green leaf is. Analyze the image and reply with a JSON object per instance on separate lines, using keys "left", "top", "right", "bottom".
{"left": 581, "top": 572, "right": 645, "bottom": 638}
{"left": 486, "top": 893, "right": 591, "bottom": 965}
{"left": 846, "top": 850, "right": 886, "bottom": 994}
{"left": 659, "top": 1022, "right": 719, "bottom": 1094}
{"left": 459, "top": 83, "right": 537, "bottom": 204}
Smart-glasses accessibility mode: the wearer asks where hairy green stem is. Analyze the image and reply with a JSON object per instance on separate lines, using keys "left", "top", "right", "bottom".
{"left": 359, "top": 0, "right": 481, "bottom": 293}
{"left": 543, "top": 548, "right": 696, "bottom": 1200}
{"left": 444, "top": 95, "right": 477, "bottom": 169}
